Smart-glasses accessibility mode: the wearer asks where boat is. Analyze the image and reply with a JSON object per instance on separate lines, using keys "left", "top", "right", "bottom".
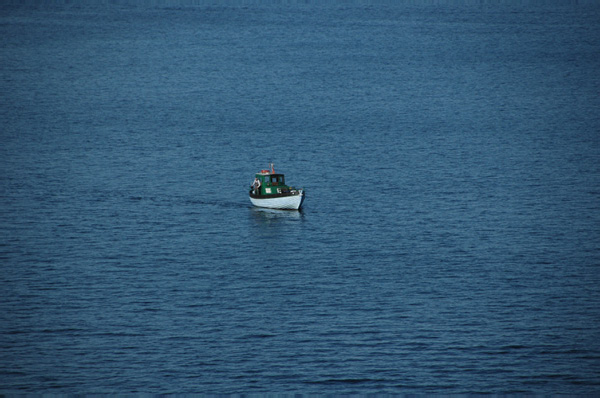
{"left": 249, "top": 164, "right": 305, "bottom": 210}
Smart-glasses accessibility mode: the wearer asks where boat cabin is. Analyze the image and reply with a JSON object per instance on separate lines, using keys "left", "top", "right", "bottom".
{"left": 254, "top": 172, "right": 289, "bottom": 195}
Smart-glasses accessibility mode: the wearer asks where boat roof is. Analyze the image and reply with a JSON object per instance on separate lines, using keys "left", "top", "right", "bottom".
{"left": 256, "top": 164, "right": 282, "bottom": 176}
{"left": 256, "top": 170, "right": 283, "bottom": 176}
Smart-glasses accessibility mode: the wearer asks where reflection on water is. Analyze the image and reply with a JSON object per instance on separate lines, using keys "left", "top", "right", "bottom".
{"left": 248, "top": 207, "right": 306, "bottom": 242}
{"left": 250, "top": 207, "right": 304, "bottom": 222}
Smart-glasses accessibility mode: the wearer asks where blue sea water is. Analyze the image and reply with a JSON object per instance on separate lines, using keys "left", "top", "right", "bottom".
{"left": 1, "top": 1, "right": 600, "bottom": 394}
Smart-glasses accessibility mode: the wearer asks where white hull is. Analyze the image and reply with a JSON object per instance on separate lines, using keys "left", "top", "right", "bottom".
{"left": 249, "top": 191, "right": 304, "bottom": 210}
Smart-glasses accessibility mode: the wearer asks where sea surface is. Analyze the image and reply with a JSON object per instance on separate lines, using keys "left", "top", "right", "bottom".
{"left": 1, "top": 1, "right": 599, "bottom": 394}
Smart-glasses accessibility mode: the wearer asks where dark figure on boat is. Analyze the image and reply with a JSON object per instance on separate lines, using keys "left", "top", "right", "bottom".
{"left": 251, "top": 177, "right": 261, "bottom": 195}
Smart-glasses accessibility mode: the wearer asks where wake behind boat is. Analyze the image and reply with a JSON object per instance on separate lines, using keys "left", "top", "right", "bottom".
{"left": 249, "top": 164, "right": 305, "bottom": 210}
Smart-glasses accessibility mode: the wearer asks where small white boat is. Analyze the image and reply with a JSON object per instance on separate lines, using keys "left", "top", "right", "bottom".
{"left": 249, "top": 164, "right": 305, "bottom": 210}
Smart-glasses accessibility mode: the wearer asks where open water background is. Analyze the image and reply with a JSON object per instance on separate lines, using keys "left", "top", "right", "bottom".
{"left": 1, "top": 1, "right": 600, "bottom": 394}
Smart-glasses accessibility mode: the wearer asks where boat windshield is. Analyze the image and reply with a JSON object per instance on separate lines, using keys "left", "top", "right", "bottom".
{"left": 270, "top": 175, "right": 284, "bottom": 184}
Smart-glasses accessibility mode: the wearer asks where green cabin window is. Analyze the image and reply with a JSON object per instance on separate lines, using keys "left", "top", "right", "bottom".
{"left": 260, "top": 175, "right": 285, "bottom": 185}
